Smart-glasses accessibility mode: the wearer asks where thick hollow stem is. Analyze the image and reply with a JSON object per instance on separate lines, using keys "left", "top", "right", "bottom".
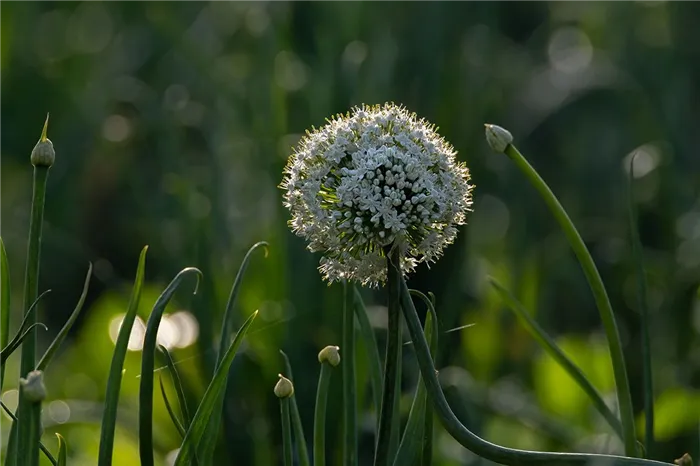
{"left": 281, "top": 397, "right": 293, "bottom": 466}
{"left": 398, "top": 275, "right": 671, "bottom": 466}
{"left": 314, "top": 363, "right": 333, "bottom": 466}
{"left": 503, "top": 143, "right": 638, "bottom": 457}
{"left": 17, "top": 166, "right": 50, "bottom": 466}
{"left": 342, "top": 280, "right": 357, "bottom": 466}
{"left": 374, "top": 247, "right": 402, "bottom": 466}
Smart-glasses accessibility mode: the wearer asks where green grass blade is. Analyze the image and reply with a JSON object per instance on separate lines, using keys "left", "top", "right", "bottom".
{"left": 1, "top": 238, "right": 10, "bottom": 388}
{"left": 495, "top": 134, "right": 638, "bottom": 457}
{"left": 1, "top": 401, "right": 56, "bottom": 466}
{"left": 393, "top": 309, "right": 434, "bottom": 466}
{"left": 280, "top": 350, "right": 311, "bottom": 466}
{"left": 158, "top": 345, "right": 192, "bottom": 429}
{"left": 0, "top": 323, "right": 48, "bottom": 366}
{"left": 408, "top": 290, "right": 439, "bottom": 466}
{"left": 199, "top": 242, "right": 268, "bottom": 464}
{"left": 489, "top": 277, "right": 624, "bottom": 441}
{"left": 36, "top": 263, "right": 92, "bottom": 371}
{"left": 353, "top": 285, "right": 383, "bottom": 421}
{"left": 97, "top": 246, "right": 148, "bottom": 466}
{"left": 1, "top": 290, "right": 51, "bottom": 365}
{"left": 173, "top": 310, "right": 258, "bottom": 466}
{"left": 55, "top": 433, "right": 67, "bottom": 466}
{"left": 342, "top": 280, "right": 358, "bottom": 466}
{"left": 217, "top": 242, "right": 268, "bottom": 364}
{"left": 628, "top": 154, "right": 654, "bottom": 457}
{"left": 139, "top": 267, "right": 202, "bottom": 466}
{"left": 160, "top": 375, "right": 187, "bottom": 438}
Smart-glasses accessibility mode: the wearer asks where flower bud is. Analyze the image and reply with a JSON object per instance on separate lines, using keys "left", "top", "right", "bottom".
{"left": 31, "top": 114, "right": 55, "bottom": 167}
{"left": 675, "top": 453, "right": 693, "bottom": 466}
{"left": 19, "top": 370, "right": 46, "bottom": 402}
{"left": 317, "top": 345, "right": 341, "bottom": 367}
{"left": 484, "top": 124, "right": 513, "bottom": 153}
{"left": 274, "top": 374, "right": 294, "bottom": 398}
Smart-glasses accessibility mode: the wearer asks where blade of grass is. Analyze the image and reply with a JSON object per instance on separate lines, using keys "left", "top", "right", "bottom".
{"left": 55, "top": 434, "right": 66, "bottom": 466}
{"left": 280, "top": 350, "right": 311, "bottom": 466}
{"left": 139, "top": 267, "right": 202, "bottom": 466}
{"left": 1, "top": 401, "right": 57, "bottom": 466}
{"left": 159, "top": 375, "right": 186, "bottom": 438}
{"left": 628, "top": 154, "right": 654, "bottom": 457}
{"left": 97, "top": 246, "right": 148, "bottom": 466}
{"left": 489, "top": 277, "right": 624, "bottom": 440}
{"left": 343, "top": 280, "right": 358, "bottom": 466}
{"left": 399, "top": 273, "right": 671, "bottom": 466}
{"left": 1, "top": 238, "right": 10, "bottom": 388}
{"left": 393, "top": 302, "right": 435, "bottom": 466}
{"left": 173, "top": 310, "right": 258, "bottom": 466}
{"left": 1, "top": 290, "right": 51, "bottom": 367}
{"left": 158, "top": 345, "right": 192, "bottom": 429}
{"left": 408, "top": 290, "right": 439, "bottom": 466}
{"left": 200, "top": 241, "right": 268, "bottom": 464}
{"left": 353, "top": 285, "right": 383, "bottom": 420}
{"left": 18, "top": 115, "right": 53, "bottom": 466}
{"left": 36, "top": 263, "right": 92, "bottom": 371}
{"left": 0, "top": 324, "right": 48, "bottom": 366}
{"left": 486, "top": 125, "right": 638, "bottom": 457}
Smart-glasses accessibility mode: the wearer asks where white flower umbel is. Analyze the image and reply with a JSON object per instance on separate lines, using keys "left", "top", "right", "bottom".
{"left": 281, "top": 103, "right": 473, "bottom": 287}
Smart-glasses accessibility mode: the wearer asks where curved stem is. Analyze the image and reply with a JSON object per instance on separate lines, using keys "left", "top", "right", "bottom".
{"left": 374, "top": 247, "right": 401, "bottom": 466}
{"left": 503, "top": 142, "right": 638, "bottom": 457}
{"left": 314, "top": 363, "right": 333, "bottom": 466}
{"left": 342, "top": 280, "right": 357, "bottom": 466}
{"left": 398, "top": 275, "right": 671, "bottom": 466}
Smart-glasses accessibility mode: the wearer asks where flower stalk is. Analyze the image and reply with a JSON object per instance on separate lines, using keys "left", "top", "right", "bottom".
{"left": 374, "top": 246, "right": 402, "bottom": 466}
{"left": 275, "top": 375, "right": 295, "bottom": 466}
{"left": 314, "top": 346, "right": 340, "bottom": 466}
{"left": 485, "top": 124, "right": 638, "bottom": 457}
{"left": 342, "top": 280, "right": 358, "bottom": 466}
{"left": 17, "top": 114, "right": 54, "bottom": 466}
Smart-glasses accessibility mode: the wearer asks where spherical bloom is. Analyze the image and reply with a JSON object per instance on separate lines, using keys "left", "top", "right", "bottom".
{"left": 281, "top": 103, "right": 473, "bottom": 287}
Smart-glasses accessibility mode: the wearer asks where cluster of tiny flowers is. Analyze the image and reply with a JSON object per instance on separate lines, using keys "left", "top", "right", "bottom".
{"left": 281, "top": 103, "right": 473, "bottom": 287}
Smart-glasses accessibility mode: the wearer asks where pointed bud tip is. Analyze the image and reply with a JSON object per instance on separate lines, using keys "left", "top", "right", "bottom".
{"left": 484, "top": 124, "right": 513, "bottom": 153}
{"left": 31, "top": 114, "right": 55, "bottom": 167}
{"left": 318, "top": 345, "right": 341, "bottom": 366}
{"left": 274, "top": 374, "right": 294, "bottom": 398}
{"left": 41, "top": 113, "right": 50, "bottom": 142}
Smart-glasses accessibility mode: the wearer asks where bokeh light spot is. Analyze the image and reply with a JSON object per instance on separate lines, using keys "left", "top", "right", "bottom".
{"left": 548, "top": 27, "right": 593, "bottom": 74}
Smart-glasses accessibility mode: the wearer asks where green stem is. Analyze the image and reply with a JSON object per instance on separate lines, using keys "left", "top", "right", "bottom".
{"left": 398, "top": 276, "right": 670, "bottom": 466}
{"left": 18, "top": 165, "right": 50, "bottom": 466}
{"left": 374, "top": 247, "right": 401, "bottom": 466}
{"left": 503, "top": 142, "right": 637, "bottom": 457}
{"left": 628, "top": 155, "right": 654, "bottom": 457}
{"left": 314, "top": 363, "right": 333, "bottom": 466}
{"left": 279, "top": 350, "right": 311, "bottom": 466}
{"left": 342, "top": 280, "right": 357, "bottom": 466}
{"left": 281, "top": 397, "right": 293, "bottom": 466}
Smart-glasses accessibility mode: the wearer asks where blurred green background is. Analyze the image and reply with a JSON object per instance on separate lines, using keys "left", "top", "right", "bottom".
{"left": 1, "top": 1, "right": 699, "bottom": 465}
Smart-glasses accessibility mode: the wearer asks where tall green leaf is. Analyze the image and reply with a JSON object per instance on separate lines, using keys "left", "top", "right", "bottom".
{"left": 36, "top": 263, "right": 92, "bottom": 371}
{"left": 174, "top": 310, "right": 258, "bottom": 466}
{"left": 1, "top": 238, "right": 10, "bottom": 388}
{"left": 139, "top": 267, "right": 202, "bottom": 466}
{"left": 97, "top": 246, "right": 148, "bottom": 466}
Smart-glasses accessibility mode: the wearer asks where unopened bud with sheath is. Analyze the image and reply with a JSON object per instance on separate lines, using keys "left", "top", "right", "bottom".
{"left": 31, "top": 114, "right": 55, "bottom": 167}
